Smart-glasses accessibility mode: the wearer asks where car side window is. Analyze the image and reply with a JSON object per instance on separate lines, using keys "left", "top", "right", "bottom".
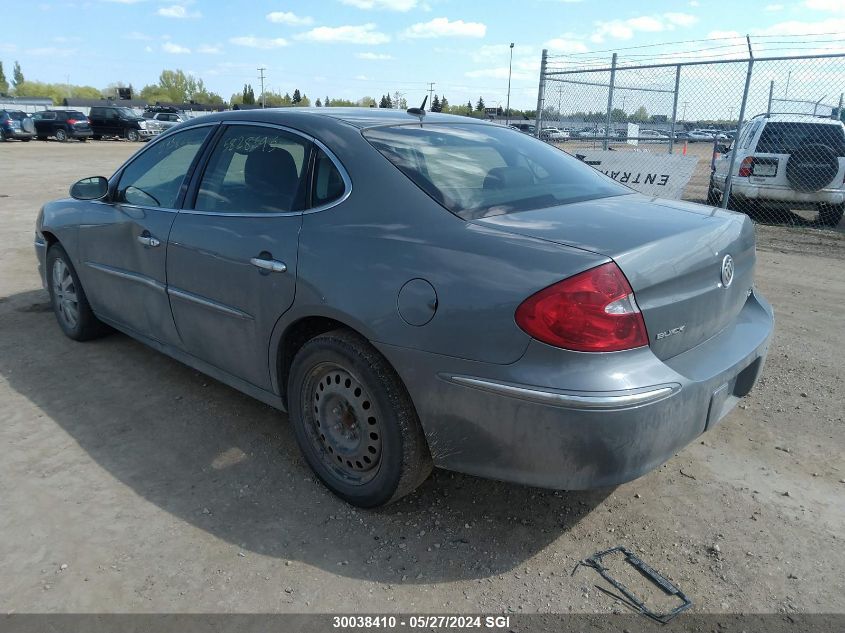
{"left": 312, "top": 149, "right": 347, "bottom": 207}
{"left": 194, "top": 125, "right": 310, "bottom": 213}
{"left": 116, "top": 126, "right": 211, "bottom": 208}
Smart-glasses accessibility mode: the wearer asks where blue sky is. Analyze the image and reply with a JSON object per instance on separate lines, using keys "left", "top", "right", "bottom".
{"left": 3, "top": 0, "right": 845, "bottom": 108}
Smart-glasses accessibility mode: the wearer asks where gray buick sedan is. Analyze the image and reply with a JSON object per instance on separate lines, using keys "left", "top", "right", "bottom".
{"left": 35, "top": 108, "right": 773, "bottom": 507}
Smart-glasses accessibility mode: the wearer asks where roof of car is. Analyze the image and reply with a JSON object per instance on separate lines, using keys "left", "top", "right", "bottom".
{"left": 754, "top": 113, "right": 845, "bottom": 125}
{"left": 203, "top": 107, "right": 491, "bottom": 129}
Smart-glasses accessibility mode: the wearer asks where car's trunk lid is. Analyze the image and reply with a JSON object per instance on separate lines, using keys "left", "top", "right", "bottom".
{"left": 471, "top": 193, "right": 756, "bottom": 360}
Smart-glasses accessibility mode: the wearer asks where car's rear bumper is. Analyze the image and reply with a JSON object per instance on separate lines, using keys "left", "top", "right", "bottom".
{"left": 376, "top": 291, "right": 773, "bottom": 490}
{"left": 3, "top": 128, "right": 35, "bottom": 139}
{"left": 70, "top": 129, "right": 93, "bottom": 138}
{"left": 713, "top": 176, "right": 845, "bottom": 206}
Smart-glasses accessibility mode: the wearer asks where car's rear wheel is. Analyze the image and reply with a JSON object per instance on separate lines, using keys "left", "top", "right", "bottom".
{"left": 55, "top": 128, "right": 68, "bottom": 142}
{"left": 817, "top": 203, "right": 844, "bottom": 228}
{"left": 78, "top": 137, "right": 87, "bottom": 142}
{"left": 126, "top": 129, "right": 140, "bottom": 142}
{"left": 288, "top": 329, "right": 432, "bottom": 507}
{"left": 46, "top": 245, "right": 109, "bottom": 341}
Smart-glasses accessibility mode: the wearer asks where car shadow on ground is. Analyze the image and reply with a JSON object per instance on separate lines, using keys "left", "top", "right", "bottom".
{"left": 0, "top": 289, "right": 612, "bottom": 585}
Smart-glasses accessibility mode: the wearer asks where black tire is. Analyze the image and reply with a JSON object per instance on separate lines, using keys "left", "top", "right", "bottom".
{"left": 288, "top": 329, "right": 432, "bottom": 507}
{"left": 55, "top": 128, "right": 68, "bottom": 142}
{"left": 46, "top": 244, "right": 110, "bottom": 341}
{"left": 78, "top": 137, "right": 87, "bottom": 143}
{"left": 818, "top": 203, "right": 844, "bottom": 228}
{"left": 126, "top": 129, "right": 140, "bottom": 142}
{"left": 92, "top": 135, "right": 102, "bottom": 141}
{"left": 37, "top": 135, "right": 48, "bottom": 141}
{"left": 706, "top": 175, "right": 720, "bottom": 205}
{"left": 0, "top": 130, "right": 7, "bottom": 141}
{"left": 21, "top": 138, "right": 31, "bottom": 142}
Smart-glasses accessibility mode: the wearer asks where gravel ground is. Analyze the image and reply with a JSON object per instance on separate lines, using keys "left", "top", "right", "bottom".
{"left": 0, "top": 140, "right": 843, "bottom": 617}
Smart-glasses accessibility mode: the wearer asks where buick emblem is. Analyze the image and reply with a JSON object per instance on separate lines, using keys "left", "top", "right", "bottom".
{"left": 721, "top": 254, "right": 734, "bottom": 288}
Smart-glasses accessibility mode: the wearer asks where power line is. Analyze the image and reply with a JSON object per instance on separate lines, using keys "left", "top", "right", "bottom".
{"left": 257, "top": 67, "right": 266, "bottom": 109}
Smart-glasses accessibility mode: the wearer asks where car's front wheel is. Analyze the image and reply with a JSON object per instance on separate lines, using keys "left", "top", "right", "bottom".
{"left": 288, "top": 329, "right": 432, "bottom": 507}
{"left": 46, "top": 245, "right": 109, "bottom": 341}
{"left": 126, "top": 129, "right": 140, "bottom": 142}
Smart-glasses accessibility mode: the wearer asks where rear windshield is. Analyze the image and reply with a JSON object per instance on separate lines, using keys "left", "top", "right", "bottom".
{"left": 7, "top": 111, "right": 27, "bottom": 120}
{"left": 756, "top": 122, "right": 845, "bottom": 156}
{"left": 363, "top": 123, "right": 628, "bottom": 219}
{"left": 66, "top": 111, "right": 86, "bottom": 119}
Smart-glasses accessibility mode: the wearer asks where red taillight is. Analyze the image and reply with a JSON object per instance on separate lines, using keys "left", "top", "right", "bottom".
{"left": 515, "top": 262, "right": 649, "bottom": 352}
{"left": 67, "top": 119, "right": 78, "bottom": 125}
{"left": 738, "top": 156, "right": 754, "bottom": 177}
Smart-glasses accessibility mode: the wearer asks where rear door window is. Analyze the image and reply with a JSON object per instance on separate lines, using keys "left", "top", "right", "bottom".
{"left": 194, "top": 125, "right": 311, "bottom": 213}
{"left": 312, "top": 149, "right": 347, "bottom": 207}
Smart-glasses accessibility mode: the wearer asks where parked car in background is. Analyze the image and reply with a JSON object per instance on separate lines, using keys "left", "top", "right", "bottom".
{"left": 509, "top": 122, "right": 536, "bottom": 135}
{"left": 686, "top": 130, "right": 717, "bottom": 142}
{"left": 31, "top": 110, "right": 92, "bottom": 142}
{"left": 540, "top": 127, "right": 569, "bottom": 141}
{"left": 709, "top": 113, "right": 845, "bottom": 226}
{"left": 35, "top": 108, "right": 772, "bottom": 507}
{"left": 88, "top": 106, "right": 157, "bottom": 142}
{"left": 637, "top": 129, "right": 670, "bottom": 143}
{"left": 142, "top": 108, "right": 185, "bottom": 131}
{"left": 0, "top": 109, "right": 35, "bottom": 141}
{"left": 574, "top": 127, "right": 609, "bottom": 139}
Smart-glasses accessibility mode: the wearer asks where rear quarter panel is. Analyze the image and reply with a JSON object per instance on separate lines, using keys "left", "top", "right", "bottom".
{"left": 281, "top": 121, "right": 608, "bottom": 365}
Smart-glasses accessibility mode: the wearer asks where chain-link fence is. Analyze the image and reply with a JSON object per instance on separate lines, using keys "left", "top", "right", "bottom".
{"left": 536, "top": 47, "right": 845, "bottom": 229}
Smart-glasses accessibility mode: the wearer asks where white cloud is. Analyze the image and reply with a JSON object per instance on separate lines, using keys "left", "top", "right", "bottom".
{"left": 162, "top": 42, "right": 191, "bottom": 53}
{"left": 401, "top": 17, "right": 486, "bottom": 39}
{"left": 357, "top": 52, "right": 393, "bottom": 59}
{"left": 266, "top": 11, "right": 313, "bottom": 25}
{"left": 296, "top": 24, "right": 390, "bottom": 44}
{"left": 229, "top": 36, "right": 289, "bottom": 49}
{"left": 689, "top": 0, "right": 699, "bottom": 5}
{"left": 340, "top": 0, "right": 417, "bottom": 10}
{"left": 805, "top": 0, "right": 845, "bottom": 11}
{"left": 144, "top": 45, "right": 153, "bottom": 52}
{"left": 354, "top": 74, "right": 369, "bottom": 80}
{"left": 591, "top": 12, "right": 697, "bottom": 43}
{"left": 157, "top": 4, "right": 201, "bottom": 18}
{"left": 545, "top": 38, "right": 589, "bottom": 53}
{"left": 197, "top": 44, "right": 222, "bottom": 54}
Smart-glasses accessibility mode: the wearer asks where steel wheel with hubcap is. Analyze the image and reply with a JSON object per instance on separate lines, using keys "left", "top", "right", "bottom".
{"left": 288, "top": 329, "right": 432, "bottom": 507}
{"left": 46, "top": 244, "right": 110, "bottom": 341}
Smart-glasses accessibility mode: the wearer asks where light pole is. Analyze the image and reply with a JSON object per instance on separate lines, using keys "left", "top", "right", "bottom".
{"left": 505, "top": 42, "right": 514, "bottom": 125}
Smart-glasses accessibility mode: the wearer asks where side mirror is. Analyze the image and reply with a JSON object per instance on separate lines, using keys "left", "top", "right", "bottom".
{"left": 70, "top": 176, "right": 109, "bottom": 201}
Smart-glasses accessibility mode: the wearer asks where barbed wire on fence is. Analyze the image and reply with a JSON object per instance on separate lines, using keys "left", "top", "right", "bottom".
{"left": 535, "top": 41, "right": 845, "bottom": 229}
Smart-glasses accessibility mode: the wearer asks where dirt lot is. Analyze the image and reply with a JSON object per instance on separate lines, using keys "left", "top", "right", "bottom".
{"left": 1, "top": 140, "right": 843, "bottom": 617}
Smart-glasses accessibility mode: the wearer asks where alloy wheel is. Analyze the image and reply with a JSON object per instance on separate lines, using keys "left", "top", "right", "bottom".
{"left": 52, "top": 258, "right": 79, "bottom": 329}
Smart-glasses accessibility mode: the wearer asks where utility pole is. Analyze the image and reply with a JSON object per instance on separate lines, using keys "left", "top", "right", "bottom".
{"left": 506, "top": 42, "right": 514, "bottom": 125}
{"left": 427, "top": 82, "right": 435, "bottom": 107}
{"left": 257, "top": 67, "right": 266, "bottom": 108}
{"left": 682, "top": 100, "right": 689, "bottom": 122}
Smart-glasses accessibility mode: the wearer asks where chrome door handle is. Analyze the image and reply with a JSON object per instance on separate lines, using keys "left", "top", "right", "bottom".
{"left": 250, "top": 257, "right": 287, "bottom": 273}
{"left": 137, "top": 235, "right": 161, "bottom": 247}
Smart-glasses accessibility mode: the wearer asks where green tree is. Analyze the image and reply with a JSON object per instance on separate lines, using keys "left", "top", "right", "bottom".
{"left": 466, "top": 100, "right": 473, "bottom": 112}
{"left": 379, "top": 94, "right": 387, "bottom": 108}
{"left": 292, "top": 88, "right": 302, "bottom": 104}
{"left": 440, "top": 95, "right": 449, "bottom": 111}
{"left": 630, "top": 106, "right": 649, "bottom": 122}
{"left": 325, "top": 95, "right": 330, "bottom": 107}
{"left": 0, "top": 62, "right": 8, "bottom": 96}
{"left": 315, "top": 98, "right": 322, "bottom": 107}
{"left": 475, "top": 96, "right": 485, "bottom": 112}
{"left": 12, "top": 61, "right": 23, "bottom": 89}
{"left": 242, "top": 83, "right": 255, "bottom": 105}
{"left": 431, "top": 94, "right": 441, "bottom": 112}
